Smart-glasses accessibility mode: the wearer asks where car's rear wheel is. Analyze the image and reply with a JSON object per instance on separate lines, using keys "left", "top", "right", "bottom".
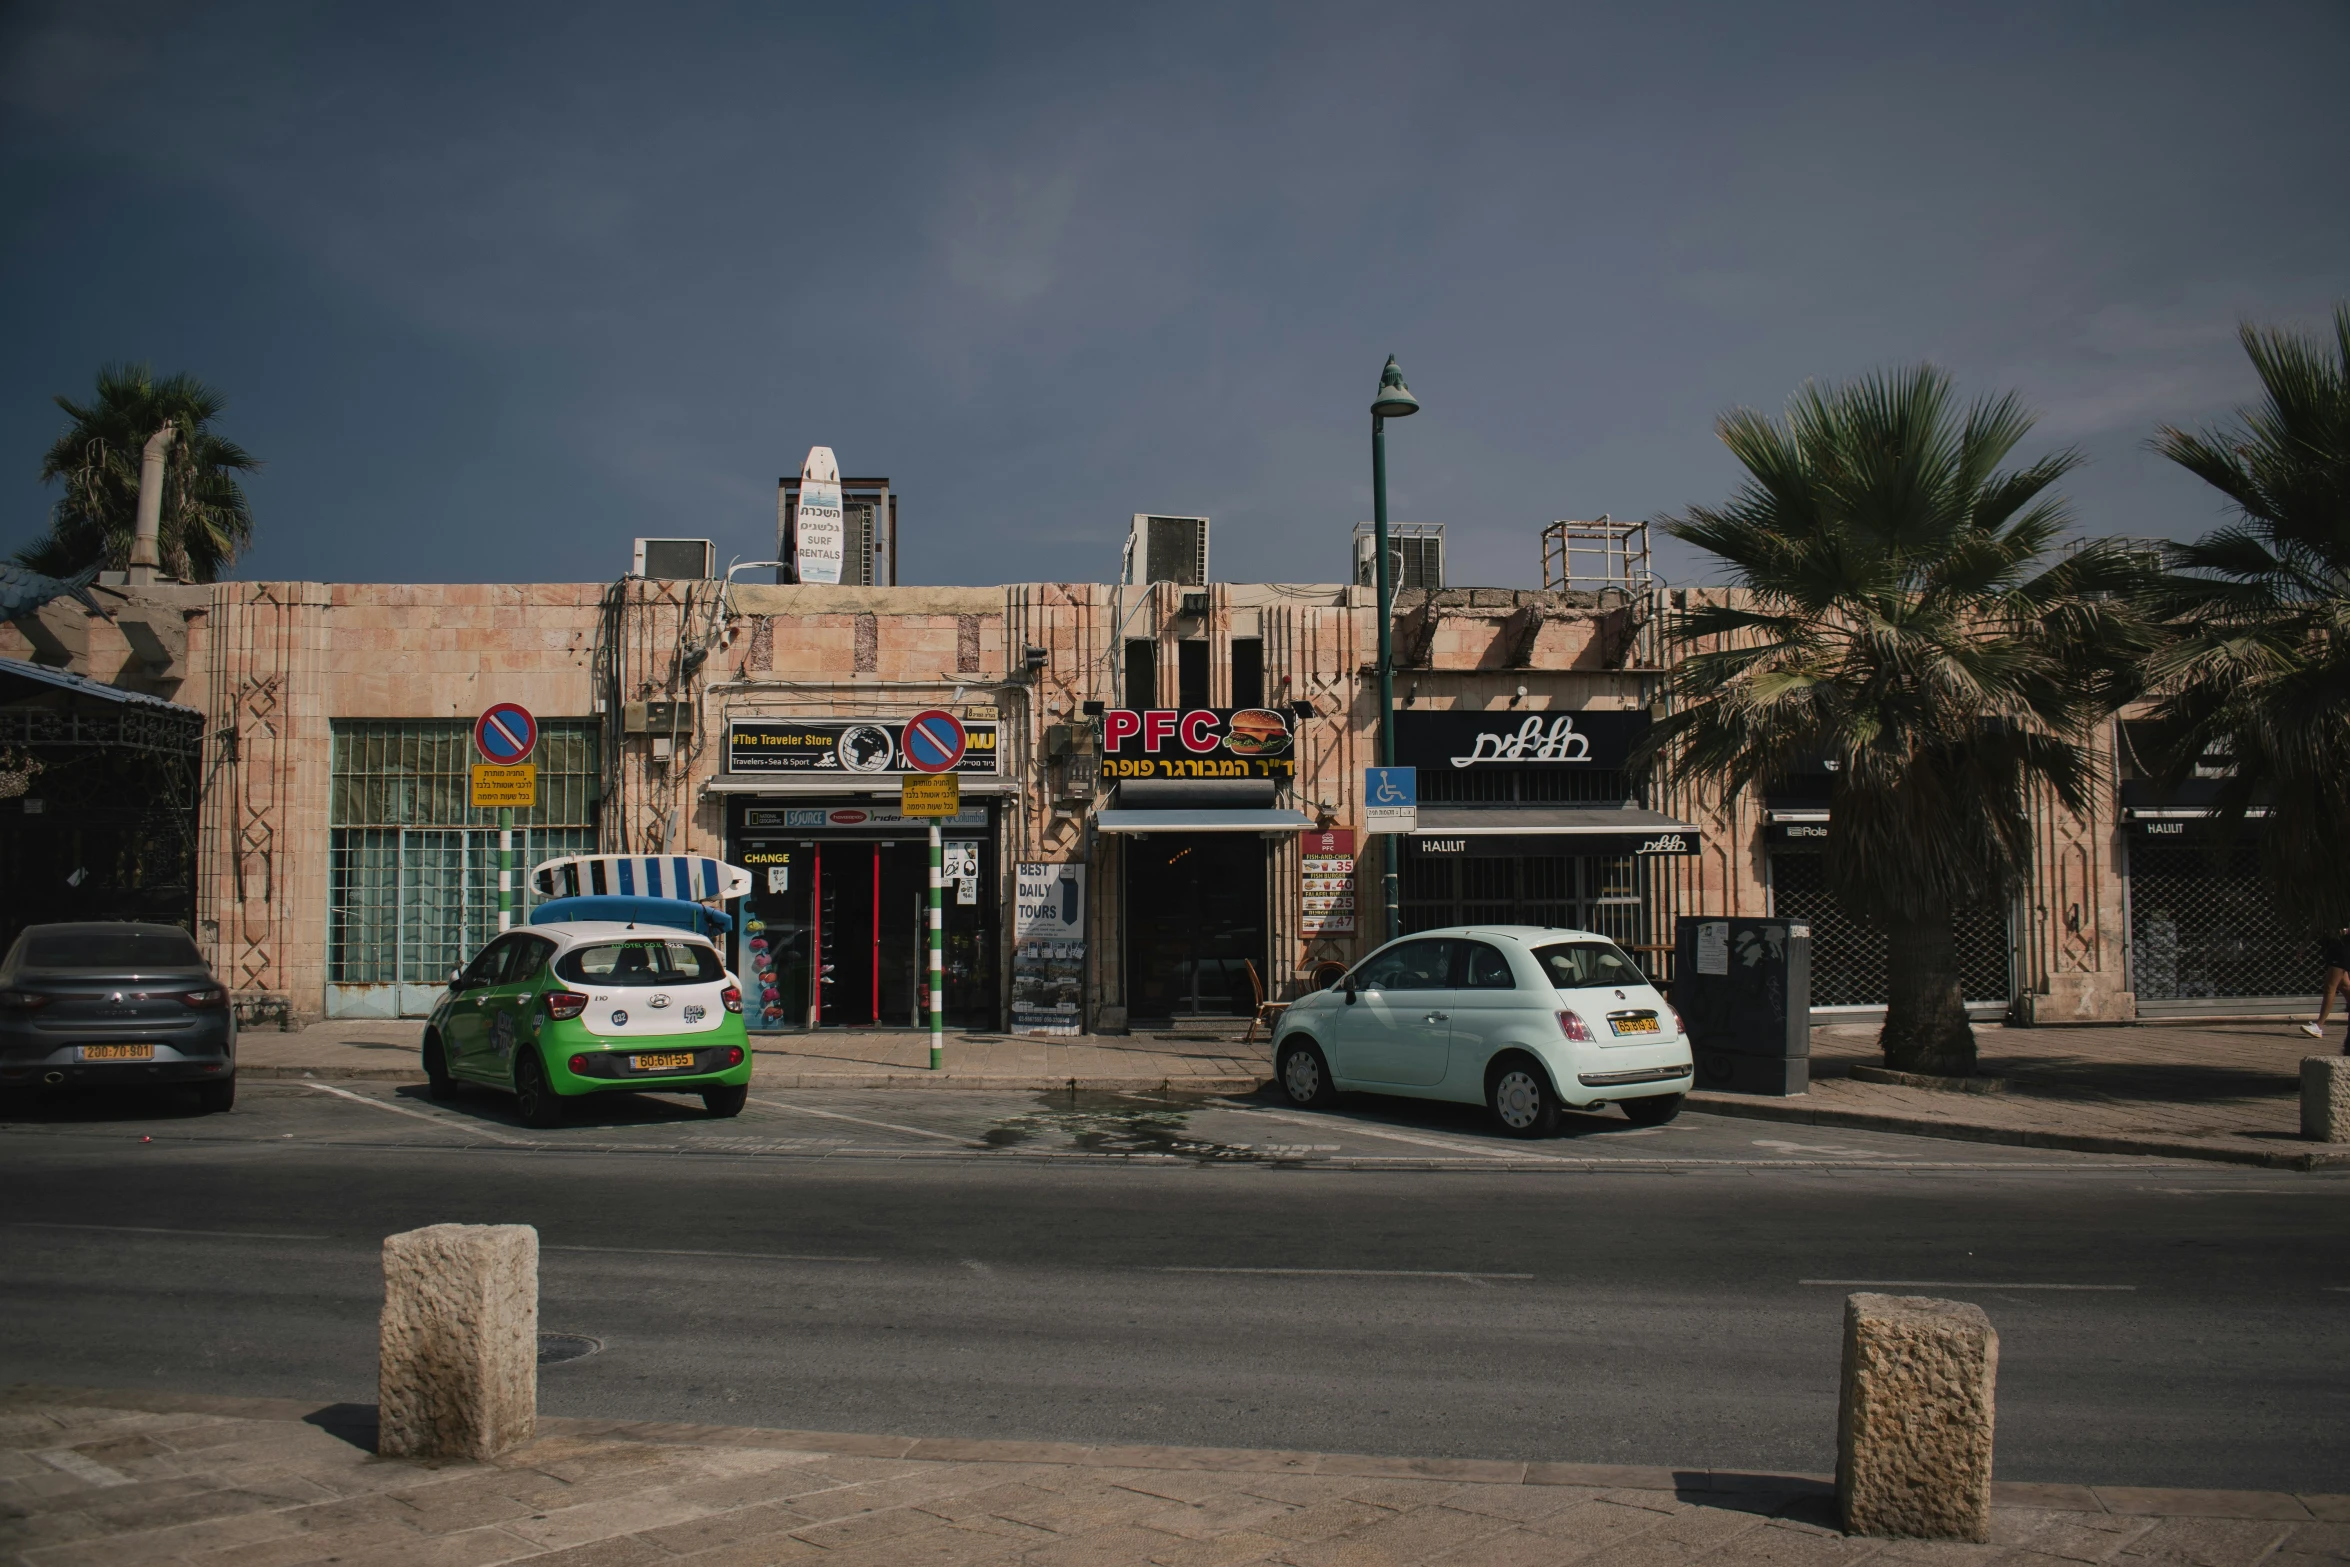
{"left": 422, "top": 1033, "right": 458, "bottom": 1101}
{"left": 1486, "top": 1054, "right": 1561, "bottom": 1139}
{"left": 514, "top": 1051, "right": 565, "bottom": 1129}
{"left": 1619, "top": 1092, "right": 1683, "bottom": 1126}
{"left": 194, "top": 1077, "right": 235, "bottom": 1114}
{"left": 702, "top": 1084, "right": 748, "bottom": 1118}
{"left": 1277, "top": 1038, "right": 1338, "bottom": 1109}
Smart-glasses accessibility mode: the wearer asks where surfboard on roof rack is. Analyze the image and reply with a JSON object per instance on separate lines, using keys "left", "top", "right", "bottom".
{"left": 530, "top": 854, "right": 752, "bottom": 903}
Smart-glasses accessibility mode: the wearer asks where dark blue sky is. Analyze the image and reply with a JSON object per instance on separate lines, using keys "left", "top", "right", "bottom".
{"left": 3, "top": 2, "right": 2344, "bottom": 588}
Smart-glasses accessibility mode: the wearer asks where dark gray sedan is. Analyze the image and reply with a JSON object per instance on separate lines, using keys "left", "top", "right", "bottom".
{"left": 0, "top": 923, "right": 237, "bottom": 1111}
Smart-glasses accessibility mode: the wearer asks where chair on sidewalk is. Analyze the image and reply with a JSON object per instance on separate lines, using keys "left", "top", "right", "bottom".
{"left": 1242, "top": 960, "right": 1288, "bottom": 1044}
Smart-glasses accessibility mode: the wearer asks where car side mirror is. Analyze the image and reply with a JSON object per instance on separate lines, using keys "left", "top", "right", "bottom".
{"left": 1343, "top": 982, "right": 1358, "bottom": 1005}
{"left": 448, "top": 968, "right": 464, "bottom": 990}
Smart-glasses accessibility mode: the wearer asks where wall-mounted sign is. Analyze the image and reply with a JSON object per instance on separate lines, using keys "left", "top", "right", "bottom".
{"left": 1301, "top": 827, "right": 1356, "bottom": 936}
{"left": 743, "top": 803, "right": 989, "bottom": 831}
{"left": 1409, "top": 829, "right": 1698, "bottom": 858}
{"left": 727, "top": 718, "right": 1000, "bottom": 775}
{"left": 1393, "top": 710, "right": 1649, "bottom": 772}
{"left": 1765, "top": 820, "right": 1831, "bottom": 843}
{"left": 792, "top": 445, "right": 845, "bottom": 585}
{"left": 1364, "top": 766, "right": 1417, "bottom": 834}
{"left": 1100, "top": 707, "right": 1295, "bottom": 779}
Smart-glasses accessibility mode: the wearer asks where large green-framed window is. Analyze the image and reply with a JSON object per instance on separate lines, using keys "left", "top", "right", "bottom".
{"left": 326, "top": 720, "right": 599, "bottom": 1015}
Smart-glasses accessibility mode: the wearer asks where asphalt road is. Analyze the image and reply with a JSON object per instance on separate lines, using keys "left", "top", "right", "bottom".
{"left": 3, "top": 1078, "right": 2345, "bottom": 1493}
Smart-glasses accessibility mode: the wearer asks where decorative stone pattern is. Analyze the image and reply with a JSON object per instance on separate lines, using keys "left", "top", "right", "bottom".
{"left": 1837, "top": 1292, "right": 1998, "bottom": 1541}
{"left": 378, "top": 1223, "right": 539, "bottom": 1460}
{"left": 2303, "top": 1056, "right": 2350, "bottom": 1142}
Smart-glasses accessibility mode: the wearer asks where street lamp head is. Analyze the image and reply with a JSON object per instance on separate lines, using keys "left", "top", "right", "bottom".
{"left": 1370, "top": 355, "right": 1420, "bottom": 419}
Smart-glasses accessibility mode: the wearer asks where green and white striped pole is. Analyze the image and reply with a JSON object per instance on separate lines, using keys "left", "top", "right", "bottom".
{"left": 928, "top": 824, "right": 944, "bottom": 1069}
{"left": 498, "top": 807, "right": 514, "bottom": 933}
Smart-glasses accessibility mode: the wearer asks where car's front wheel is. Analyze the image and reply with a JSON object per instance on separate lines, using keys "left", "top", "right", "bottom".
{"left": 514, "top": 1051, "right": 565, "bottom": 1129}
{"left": 1487, "top": 1054, "right": 1561, "bottom": 1139}
{"left": 422, "top": 1033, "right": 457, "bottom": 1101}
{"left": 702, "top": 1084, "right": 748, "bottom": 1118}
{"left": 1619, "top": 1092, "right": 1684, "bottom": 1126}
{"left": 1277, "top": 1038, "right": 1338, "bottom": 1109}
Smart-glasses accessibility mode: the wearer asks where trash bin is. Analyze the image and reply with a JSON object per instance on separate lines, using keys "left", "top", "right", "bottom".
{"left": 1674, "top": 916, "right": 1810, "bottom": 1096}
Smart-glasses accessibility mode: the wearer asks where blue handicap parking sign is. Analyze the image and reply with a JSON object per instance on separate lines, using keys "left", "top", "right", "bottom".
{"left": 1366, "top": 766, "right": 1417, "bottom": 807}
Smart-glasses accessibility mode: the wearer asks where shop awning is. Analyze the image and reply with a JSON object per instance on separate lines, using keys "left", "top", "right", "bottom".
{"left": 1406, "top": 805, "right": 1703, "bottom": 857}
{"left": 1095, "top": 808, "right": 1318, "bottom": 834}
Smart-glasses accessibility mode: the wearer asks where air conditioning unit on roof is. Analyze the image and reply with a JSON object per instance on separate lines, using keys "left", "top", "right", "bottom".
{"left": 1353, "top": 524, "right": 1444, "bottom": 592}
{"left": 633, "top": 539, "right": 716, "bottom": 580}
{"left": 1121, "top": 515, "right": 1209, "bottom": 586}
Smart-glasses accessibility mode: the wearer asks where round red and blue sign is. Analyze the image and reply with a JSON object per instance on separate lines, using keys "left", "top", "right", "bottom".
{"left": 474, "top": 703, "right": 538, "bottom": 765}
{"left": 901, "top": 709, "right": 967, "bottom": 774}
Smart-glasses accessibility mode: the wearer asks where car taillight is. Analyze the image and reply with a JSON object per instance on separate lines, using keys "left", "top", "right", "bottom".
{"left": 1556, "top": 1010, "right": 1594, "bottom": 1043}
{"left": 721, "top": 986, "right": 741, "bottom": 1014}
{"left": 1668, "top": 1005, "right": 1686, "bottom": 1037}
{"left": 176, "top": 987, "right": 228, "bottom": 1010}
{"left": 545, "top": 992, "right": 589, "bottom": 1020}
{"left": 0, "top": 990, "right": 52, "bottom": 1010}
{"left": 723, "top": 1046, "right": 743, "bottom": 1066}
{"left": 569, "top": 1055, "right": 588, "bottom": 1073}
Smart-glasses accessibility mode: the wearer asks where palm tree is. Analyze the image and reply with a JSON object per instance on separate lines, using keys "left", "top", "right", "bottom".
{"left": 2140, "top": 306, "right": 2350, "bottom": 937}
{"left": 1641, "top": 368, "right": 2145, "bottom": 1075}
{"left": 17, "top": 363, "right": 259, "bottom": 582}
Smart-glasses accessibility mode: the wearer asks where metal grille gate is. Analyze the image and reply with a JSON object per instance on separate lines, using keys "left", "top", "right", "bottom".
{"left": 1768, "top": 852, "right": 2012, "bottom": 1008}
{"left": 1400, "top": 854, "right": 1645, "bottom": 946}
{"left": 326, "top": 720, "right": 598, "bottom": 1017}
{"left": 2127, "top": 836, "right": 2317, "bottom": 1003}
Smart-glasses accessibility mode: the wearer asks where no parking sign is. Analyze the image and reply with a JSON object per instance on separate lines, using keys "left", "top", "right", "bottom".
{"left": 471, "top": 703, "right": 538, "bottom": 809}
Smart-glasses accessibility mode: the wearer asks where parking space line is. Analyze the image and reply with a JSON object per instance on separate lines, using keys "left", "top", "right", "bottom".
{"left": 1161, "top": 1266, "right": 1533, "bottom": 1281}
{"left": 1224, "top": 1106, "right": 1574, "bottom": 1162}
{"left": 1799, "top": 1279, "right": 2136, "bottom": 1291}
{"left": 746, "top": 1096, "right": 970, "bottom": 1143}
{"left": 545, "top": 1244, "right": 879, "bottom": 1263}
{"left": 300, "top": 1080, "right": 532, "bottom": 1144}
{"left": 10, "top": 1221, "right": 331, "bottom": 1242}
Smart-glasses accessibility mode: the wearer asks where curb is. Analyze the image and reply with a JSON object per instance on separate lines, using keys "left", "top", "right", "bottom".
{"left": 1686, "top": 1091, "right": 2350, "bottom": 1171}
{"left": 6, "top": 1385, "right": 2344, "bottom": 1523}
{"left": 239, "top": 1064, "right": 1271, "bottom": 1095}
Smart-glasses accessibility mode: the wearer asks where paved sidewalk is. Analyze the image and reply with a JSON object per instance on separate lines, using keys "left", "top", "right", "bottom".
{"left": 5, "top": 1390, "right": 2344, "bottom": 1567}
{"left": 233, "top": 1015, "right": 2349, "bottom": 1168}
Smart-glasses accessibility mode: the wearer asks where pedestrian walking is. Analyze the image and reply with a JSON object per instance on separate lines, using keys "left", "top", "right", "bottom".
{"left": 2301, "top": 925, "right": 2350, "bottom": 1043}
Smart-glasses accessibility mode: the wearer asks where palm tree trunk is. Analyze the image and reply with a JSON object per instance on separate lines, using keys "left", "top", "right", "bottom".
{"left": 1878, "top": 900, "right": 1977, "bottom": 1075}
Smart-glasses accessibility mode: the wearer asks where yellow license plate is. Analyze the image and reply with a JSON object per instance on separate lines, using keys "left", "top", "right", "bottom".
{"left": 1608, "top": 1017, "right": 1659, "bottom": 1036}
{"left": 630, "top": 1052, "right": 695, "bottom": 1071}
{"left": 82, "top": 1044, "right": 155, "bottom": 1061}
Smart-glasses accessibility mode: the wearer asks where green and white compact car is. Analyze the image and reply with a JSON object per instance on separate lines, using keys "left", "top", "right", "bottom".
{"left": 423, "top": 922, "right": 752, "bottom": 1127}
{"left": 1270, "top": 926, "right": 1693, "bottom": 1137}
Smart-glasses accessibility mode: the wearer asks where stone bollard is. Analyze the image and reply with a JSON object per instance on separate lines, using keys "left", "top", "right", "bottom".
{"left": 378, "top": 1224, "right": 538, "bottom": 1460}
{"left": 2302, "top": 1057, "right": 2350, "bottom": 1142}
{"left": 1836, "top": 1293, "right": 1997, "bottom": 1542}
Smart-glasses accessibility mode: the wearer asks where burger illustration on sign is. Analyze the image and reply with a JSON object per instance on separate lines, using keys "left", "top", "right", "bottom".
{"left": 1223, "top": 708, "right": 1292, "bottom": 756}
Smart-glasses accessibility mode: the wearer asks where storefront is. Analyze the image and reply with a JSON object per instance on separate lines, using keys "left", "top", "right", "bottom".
{"left": 2117, "top": 723, "right": 2311, "bottom": 1010}
{"left": 1393, "top": 710, "right": 1698, "bottom": 950}
{"left": 1093, "top": 703, "right": 1315, "bottom": 1025}
{"left": 715, "top": 714, "right": 1004, "bottom": 1031}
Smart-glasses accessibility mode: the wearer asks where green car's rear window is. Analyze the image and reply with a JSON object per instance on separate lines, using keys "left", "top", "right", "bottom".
{"left": 555, "top": 940, "right": 724, "bottom": 987}
{"left": 1532, "top": 941, "right": 1645, "bottom": 990}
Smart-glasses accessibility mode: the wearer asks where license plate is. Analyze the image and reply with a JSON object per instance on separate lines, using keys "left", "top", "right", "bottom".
{"left": 1608, "top": 1016, "right": 1659, "bottom": 1037}
{"left": 630, "top": 1052, "right": 695, "bottom": 1071}
{"left": 81, "top": 1044, "right": 156, "bottom": 1061}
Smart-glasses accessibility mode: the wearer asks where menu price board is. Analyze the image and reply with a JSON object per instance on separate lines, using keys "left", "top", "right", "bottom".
{"left": 1300, "top": 827, "right": 1356, "bottom": 936}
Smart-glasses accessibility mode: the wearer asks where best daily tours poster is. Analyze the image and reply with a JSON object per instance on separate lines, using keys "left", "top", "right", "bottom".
{"left": 1011, "top": 862, "right": 1086, "bottom": 1035}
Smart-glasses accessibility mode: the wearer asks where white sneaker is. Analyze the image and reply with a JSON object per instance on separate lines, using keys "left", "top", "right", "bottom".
{"left": 2301, "top": 1022, "right": 2325, "bottom": 1037}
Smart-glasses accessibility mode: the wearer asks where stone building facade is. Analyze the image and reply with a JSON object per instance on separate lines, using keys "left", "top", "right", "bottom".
{"left": 6, "top": 570, "right": 2281, "bottom": 1034}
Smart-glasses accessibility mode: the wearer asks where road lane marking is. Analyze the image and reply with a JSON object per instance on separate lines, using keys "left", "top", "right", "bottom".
{"left": 748, "top": 1096, "right": 970, "bottom": 1143}
{"left": 9, "top": 1221, "right": 331, "bottom": 1242}
{"left": 1160, "top": 1266, "right": 1532, "bottom": 1281}
{"left": 546, "top": 1244, "right": 879, "bottom": 1263}
{"left": 301, "top": 1080, "right": 532, "bottom": 1144}
{"left": 1800, "top": 1280, "right": 2135, "bottom": 1291}
{"left": 36, "top": 1449, "right": 132, "bottom": 1487}
{"left": 1225, "top": 1106, "right": 1576, "bottom": 1163}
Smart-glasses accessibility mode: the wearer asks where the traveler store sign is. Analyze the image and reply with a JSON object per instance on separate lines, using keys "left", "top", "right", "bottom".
{"left": 728, "top": 718, "right": 999, "bottom": 776}
{"left": 1011, "top": 862, "right": 1086, "bottom": 1036}
{"left": 1100, "top": 707, "right": 1295, "bottom": 779}
{"left": 1392, "top": 709, "right": 1649, "bottom": 772}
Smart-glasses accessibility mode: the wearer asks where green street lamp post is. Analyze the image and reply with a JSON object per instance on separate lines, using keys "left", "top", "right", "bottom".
{"left": 1369, "top": 355, "right": 1420, "bottom": 943}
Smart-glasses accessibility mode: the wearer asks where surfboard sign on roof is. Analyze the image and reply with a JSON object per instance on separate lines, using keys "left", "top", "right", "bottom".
{"left": 793, "top": 446, "right": 845, "bottom": 585}
{"left": 530, "top": 854, "right": 752, "bottom": 903}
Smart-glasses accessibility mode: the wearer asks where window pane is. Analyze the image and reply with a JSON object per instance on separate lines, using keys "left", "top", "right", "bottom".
{"left": 1463, "top": 942, "right": 1516, "bottom": 989}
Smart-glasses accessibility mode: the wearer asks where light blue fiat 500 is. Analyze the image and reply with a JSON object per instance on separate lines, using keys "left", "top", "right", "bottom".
{"left": 1271, "top": 926, "right": 1694, "bottom": 1137}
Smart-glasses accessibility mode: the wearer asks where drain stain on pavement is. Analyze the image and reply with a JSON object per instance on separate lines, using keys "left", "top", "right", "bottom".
{"left": 983, "top": 1098, "right": 1257, "bottom": 1160}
